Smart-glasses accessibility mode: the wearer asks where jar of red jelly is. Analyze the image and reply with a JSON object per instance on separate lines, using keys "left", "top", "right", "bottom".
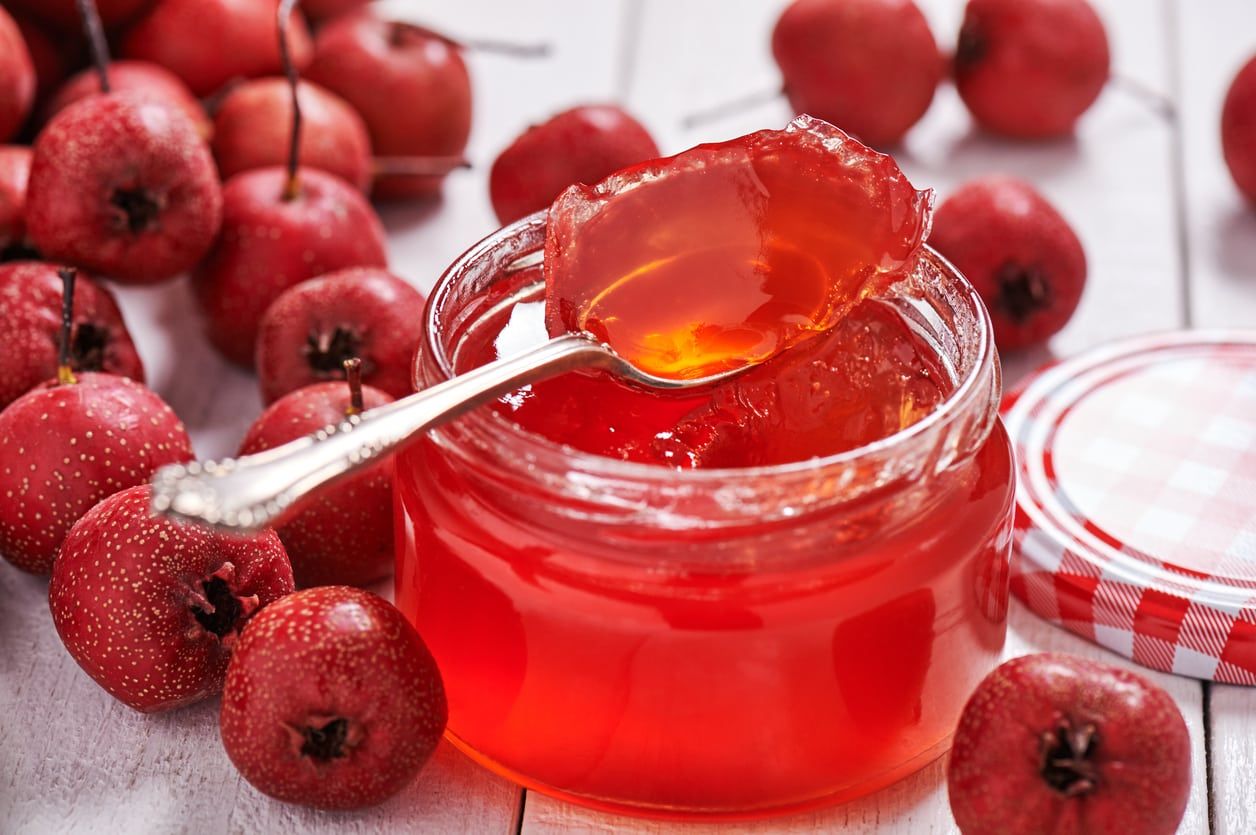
{"left": 396, "top": 214, "right": 1015, "bottom": 819}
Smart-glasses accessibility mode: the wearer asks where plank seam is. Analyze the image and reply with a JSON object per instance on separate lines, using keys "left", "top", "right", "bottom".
{"left": 512, "top": 788, "right": 527, "bottom": 835}
{"left": 1163, "top": 0, "right": 1195, "bottom": 328}
{"left": 614, "top": 0, "right": 645, "bottom": 102}
{"left": 1203, "top": 680, "right": 1216, "bottom": 835}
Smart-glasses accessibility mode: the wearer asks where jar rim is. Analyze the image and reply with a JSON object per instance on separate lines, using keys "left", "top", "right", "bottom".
{"left": 418, "top": 212, "right": 998, "bottom": 489}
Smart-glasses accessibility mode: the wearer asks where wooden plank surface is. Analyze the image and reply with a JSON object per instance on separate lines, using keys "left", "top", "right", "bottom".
{"left": 1175, "top": 2, "right": 1256, "bottom": 835}
{"left": 0, "top": 1, "right": 628, "bottom": 832}
{"left": 2, "top": 0, "right": 1253, "bottom": 833}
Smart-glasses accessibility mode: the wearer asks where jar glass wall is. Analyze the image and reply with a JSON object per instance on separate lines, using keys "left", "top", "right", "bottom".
{"left": 395, "top": 215, "right": 1016, "bottom": 820}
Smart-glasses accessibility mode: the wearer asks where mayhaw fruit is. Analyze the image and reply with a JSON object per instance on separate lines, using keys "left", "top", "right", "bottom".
{"left": 0, "top": 5, "right": 35, "bottom": 142}
{"left": 193, "top": 0, "right": 387, "bottom": 367}
{"left": 1222, "top": 55, "right": 1256, "bottom": 203}
{"left": 50, "top": 484, "right": 294, "bottom": 712}
{"left": 256, "top": 267, "right": 426, "bottom": 403}
{"left": 490, "top": 104, "right": 660, "bottom": 225}
{"left": 0, "top": 269, "right": 193, "bottom": 573}
{"left": 121, "top": 0, "right": 313, "bottom": 98}
{"left": 220, "top": 586, "right": 447, "bottom": 809}
{"left": 239, "top": 361, "right": 395, "bottom": 588}
{"left": 771, "top": 0, "right": 941, "bottom": 147}
{"left": 948, "top": 653, "right": 1191, "bottom": 835}
{"left": 0, "top": 260, "right": 143, "bottom": 410}
{"left": 42, "top": 60, "right": 211, "bottom": 139}
{"left": 212, "top": 77, "right": 372, "bottom": 191}
{"left": 929, "top": 177, "right": 1085, "bottom": 350}
{"left": 305, "top": 11, "right": 471, "bottom": 200}
{"left": 953, "top": 0, "right": 1110, "bottom": 139}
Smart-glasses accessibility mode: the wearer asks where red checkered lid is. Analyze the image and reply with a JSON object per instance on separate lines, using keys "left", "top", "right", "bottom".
{"left": 1003, "top": 331, "right": 1256, "bottom": 683}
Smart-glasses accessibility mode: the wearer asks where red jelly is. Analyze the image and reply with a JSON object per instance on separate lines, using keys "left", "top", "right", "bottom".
{"left": 397, "top": 221, "right": 1015, "bottom": 818}
{"left": 545, "top": 115, "right": 932, "bottom": 380}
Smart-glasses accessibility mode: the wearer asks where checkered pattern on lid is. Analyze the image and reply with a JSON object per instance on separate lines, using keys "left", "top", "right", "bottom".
{"left": 1003, "top": 331, "right": 1256, "bottom": 683}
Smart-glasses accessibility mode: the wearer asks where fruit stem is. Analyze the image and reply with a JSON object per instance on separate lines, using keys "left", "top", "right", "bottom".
{"left": 343, "top": 358, "right": 364, "bottom": 416}
{"left": 56, "top": 268, "right": 78, "bottom": 386}
{"left": 680, "top": 85, "right": 786, "bottom": 130}
{"left": 455, "top": 37, "right": 550, "bottom": 58}
{"left": 371, "top": 156, "right": 472, "bottom": 178}
{"left": 75, "top": 0, "right": 111, "bottom": 94}
{"left": 277, "top": 0, "right": 302, "bottom": 201}
{"left": 1109, "top": 73, "right": 1177, "bottom": 122}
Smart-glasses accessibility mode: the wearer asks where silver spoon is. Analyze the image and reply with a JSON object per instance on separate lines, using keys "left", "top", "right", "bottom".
{"left": 150, "top": 333, "right": 747, "bottom": 535}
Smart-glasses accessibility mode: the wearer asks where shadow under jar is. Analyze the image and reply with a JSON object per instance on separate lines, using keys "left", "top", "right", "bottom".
{"left": 396, "top": 214, "right": 1015, "bottom": 820}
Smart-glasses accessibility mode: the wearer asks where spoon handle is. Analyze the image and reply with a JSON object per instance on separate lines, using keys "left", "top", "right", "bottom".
{"left": 151, "top": 334, "right": 611, "bottom": 534}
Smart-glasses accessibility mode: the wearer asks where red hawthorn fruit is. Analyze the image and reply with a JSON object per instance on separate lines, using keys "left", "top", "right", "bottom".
{"left": 929, "top": 177, "right": 1086, "bottom": 350}
{"left": 212, "top": 78, "right": 372, "bottom": 191}
{"left": 0, "top": 261, "right": 143, "bottom": 410}
{"left": 305, "top": 11, "right": 472, "bottom": 200}
{"left": 300, "top": 0, "right": 371, "bottom": 22}
{"left": 24, "top": 91, "right": 223, "bottom": 285}
{"left": 953, "top": 0, "right": 1110, "bottom": 139}
{"left": 238, "top": 376, "right": 394, "bottom": 588}
{"left": 1222, "top": 55, "right": 1256, "bottom": 203}
{"left": 50, "top": 484, "right": 295, "bottom": 713}
{"left": 948, "top": 653, "right": 1191, "bottom": 835}
{"left": 42, "top": 60, "right": 211, "bottom": 138}
{"left": 121, "top": 0, "right": 313, "bottom": 98}
{"left": 0, "top": 145, "right": 32, "bottom": 254}
{"left": 192, "top": 166, "right": 388, "bottom": 367}
{"left": 771, "top": 0, "right": 941, "bottom": 147}
{"left": 220, "top": 586, "right": 447, "bottom": 809}
{"left": 0, "top": 372, "right": 193, "bottom": 574}
{"left": 489, "top": 105, "right": 660, "bottom": 225}
{"left": 0, "top": 6, "right": 35, "bottom": 142}
{"left": 255, "top": 267, "right": 426, "bottom": 403}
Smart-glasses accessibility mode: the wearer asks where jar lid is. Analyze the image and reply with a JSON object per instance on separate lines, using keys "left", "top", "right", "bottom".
{"left": 1004, "top": 331, "right": 1256, "bottom": 684}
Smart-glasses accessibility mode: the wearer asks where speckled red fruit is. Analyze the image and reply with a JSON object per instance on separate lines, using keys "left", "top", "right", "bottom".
{"left": 43, "top": 60, "right": 211, "bottom": 138}
{"left": 50, "top": 484, "right": 294, "bottom": 713}
{"left": 121, "top": 0, "right": 312, "bottom": 97}
{"left": 193, "top": 166, "right": 388, "bottom": 367}
{"left": 0, "top": 372, "right": 193, "bottom": 574}
{"left": 771, "top": 0, "right": 940, "bottom": 147}
{"left": 0, "top": 261, "right": 143, "bottom": 410}
{"left": 3, "top": 0, "right": 152, "bottom": 32}
{"left": 948, "top": 653, "right": 1191, "bottom": 835}
{"left": 929, "top": 177, "right": 1085, "bottom": 350}
{"left": 0, "top": 145, "right": 31, "bottom": 253}
{"left": 954, "top": 0, "right": 1109, "bottom": 139}
{"left": 239, "top": 382, "right": 394, "bottom": 587}
{"left": 1222, "top": 56, "right": 1256, "bottom": 204}
{"left": 25, "top": 92, "right": 223, "bottom": 285}
{"left": 301, "top": 0, "right": 371, "bottom": 21}
{"left": 256, "top": 268, "right": 425, "bottom": 404}
{"left": 221, "top": 586, "right": 447, "bottom": 809}
{"left": 0, "top": 6, "right": 35, "bottom": 142}
{"left": 489, "top": 105, "right": 660, "bottom": 225}
{"left": 213, "top": 78, "right": 371, "bottom": 191}
{"left": 306, "top": 12, "right": 471, "bottom": 200}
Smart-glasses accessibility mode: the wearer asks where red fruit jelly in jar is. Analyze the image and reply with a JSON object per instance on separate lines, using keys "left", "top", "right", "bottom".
{"left": 396, "top": 117, "right": 1015, "bottom": 818}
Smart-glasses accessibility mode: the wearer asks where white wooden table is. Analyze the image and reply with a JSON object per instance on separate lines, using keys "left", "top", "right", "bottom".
{"left": 2, "top": 1, "right": 1253, "bottom": 831}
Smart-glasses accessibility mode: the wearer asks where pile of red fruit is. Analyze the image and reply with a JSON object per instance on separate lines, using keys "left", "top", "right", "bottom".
{"left": 0, "top": 0, "right": 505, "bottom": 808}
{"left": 769, "top": 0, "right": 1111, "bottom": 147}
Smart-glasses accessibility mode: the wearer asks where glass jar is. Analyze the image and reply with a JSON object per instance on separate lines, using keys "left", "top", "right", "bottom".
{"left": 396, "top": 214, "right": 1015, "bottom": 820}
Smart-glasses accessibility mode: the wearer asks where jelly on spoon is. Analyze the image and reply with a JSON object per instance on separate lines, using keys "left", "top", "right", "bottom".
{"left": 151, "top": 116, "right": 933, "bottom": 532}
